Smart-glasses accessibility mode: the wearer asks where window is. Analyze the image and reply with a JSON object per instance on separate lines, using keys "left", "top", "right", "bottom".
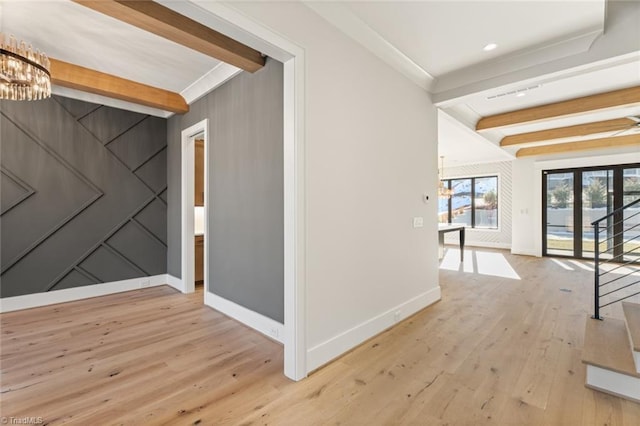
{"left": 439, "top": 176, "right": 498, "bottom": 229}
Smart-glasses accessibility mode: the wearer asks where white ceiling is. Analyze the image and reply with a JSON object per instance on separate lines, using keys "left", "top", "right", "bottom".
{"left": 1, "top": 0, "right": 241, "bottom": 116}
{"left": 443, "top": 58, "right": 640, "bottom": 158}
{"left": 2, "top": 1, "right": 223, "bottom": 92}
{"left": 2, "top": 0, "right": 638, "bottom": 163}
{"left": 305, "top": 0, "right": 640, "bottom": 165}
{"left": 342, "top": 1, "right": 605, "bottom": 77}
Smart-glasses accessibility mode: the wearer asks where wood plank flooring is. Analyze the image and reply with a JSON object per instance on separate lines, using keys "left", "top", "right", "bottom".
{"left": 2, "top": 249, "right": 640, "bottom": 425}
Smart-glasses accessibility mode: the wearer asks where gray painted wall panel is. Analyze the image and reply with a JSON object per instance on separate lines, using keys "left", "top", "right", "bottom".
{"left": 79, "top": 246, "right": 143, "bottom": 283}
{"left": 53, "top": 270, "right": 94, "bottom": 291}
{"left": 167, "top": 59, "right": 284, "bottom": 323}
{"left": 0, "top": 96, "right": 167, "bottom": 297}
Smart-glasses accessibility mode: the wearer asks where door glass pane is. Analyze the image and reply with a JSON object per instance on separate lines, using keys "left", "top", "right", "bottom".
{"left": 475, "top": 177, "right": 498, "bottom": 228}
{"left": 451, "top": 179, "right": 472, "bottom": 226}
{"left": 623, "top": 167, "right": 640, "bottom": 262}
{"left": 546, "top": 172, "right": 574, "bottom": 256}
{"left": 582, "top": 170, "right": 613, "bottom": 259}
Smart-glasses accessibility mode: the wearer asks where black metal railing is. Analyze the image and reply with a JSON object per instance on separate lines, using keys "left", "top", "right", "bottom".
{"left": 592, "top": 197, "right": 640, "bottom": 320}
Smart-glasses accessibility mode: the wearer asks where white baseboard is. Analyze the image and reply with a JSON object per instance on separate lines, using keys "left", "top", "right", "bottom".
{"left": 306, "top": 286, "right": 441, "bottom": 373}
{"left": 0, "top": 274, "right": 168, "bottom": 313}
{"left": 166, "top": 274, "right": 185, "bottom": 292}
{"left": 585, "top": 364, "right": 640, "bottom": 403}
{"left": 633, "top": 350, "right": 640, "bottom": 374}
{"left": 204, "top": 291, "right": 284, "bottom": 344}
{"left": 511, "top": 248, "right": 539, "bottom": 257}
{"left": 460, "top": 241, "right": 511, "bottom": 250}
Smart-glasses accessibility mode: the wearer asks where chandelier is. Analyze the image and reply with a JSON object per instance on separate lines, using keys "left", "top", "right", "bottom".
{"left": 0, "top": 33, "right": 51, "bottom": 101}
{"left": 438, "top": 156, "right": 454, "bottom": 199}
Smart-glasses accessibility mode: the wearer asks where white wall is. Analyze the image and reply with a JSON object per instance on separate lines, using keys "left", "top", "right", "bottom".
{"left": 511, "top": 152, "right": 640, "bottom": 257}
{"left": 226, "top": 2, "right": 440, "bottom": 372}
{"left": 442, "top": 161, "right": 512, "bottom": 249}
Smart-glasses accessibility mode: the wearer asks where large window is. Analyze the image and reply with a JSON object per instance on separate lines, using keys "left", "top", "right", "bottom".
{"left": 438, "top": 176, "right": 498, "bottom": 229}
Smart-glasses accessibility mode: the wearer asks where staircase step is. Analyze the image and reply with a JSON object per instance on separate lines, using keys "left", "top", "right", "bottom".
{"left": 622, "top": 302, "right": 640, "bottom": 373}
{"left": 582, "top": 316, "right": 640, "bottom": 403}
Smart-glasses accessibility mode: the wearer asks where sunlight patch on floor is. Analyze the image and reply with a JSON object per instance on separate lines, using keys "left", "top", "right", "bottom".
{"left": 568, "top": 259, "right": 594, "bottom": 271}
{"left": 440, "top": 248, "right": 520, "bottom": 280}
{"left": 550, "top": 258, "right": 574, "bottom": 271}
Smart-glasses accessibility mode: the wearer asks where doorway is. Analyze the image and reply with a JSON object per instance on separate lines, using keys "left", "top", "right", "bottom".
{"left": 181, "top": 122, "right": 208, "bottom": 296}
{"left": 542, "top": 163, "right": 640, "bottom": 260}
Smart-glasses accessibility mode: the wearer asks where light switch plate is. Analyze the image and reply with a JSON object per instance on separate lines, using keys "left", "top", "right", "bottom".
{"left": 413, "top": 217, "right": 424, "bottom": 228}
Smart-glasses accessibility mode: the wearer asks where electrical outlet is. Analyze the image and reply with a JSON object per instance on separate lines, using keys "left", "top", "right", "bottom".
{"left": 141, "top": 279, "right": 151, "bottom": 288}
{"left": 394, "top": 310, "right": 401, "bottom": 323}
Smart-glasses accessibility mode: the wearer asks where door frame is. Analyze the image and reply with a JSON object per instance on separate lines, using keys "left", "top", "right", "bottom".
{"left": 174, "top": 1, "right": 308, "bottom": 381}
{"left": 181, "top": 120, "right": 209, "bottom": 295}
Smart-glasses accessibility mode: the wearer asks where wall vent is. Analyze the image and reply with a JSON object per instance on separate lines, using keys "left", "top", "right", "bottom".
{"left": 486, "top": 84, "right": 542, "bottom": 100}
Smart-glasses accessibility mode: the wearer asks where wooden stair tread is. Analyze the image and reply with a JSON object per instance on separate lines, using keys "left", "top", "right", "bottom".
{"left": 622, "top": 302, "right": 640, "bottom": 352}
{"left": 582, "top": 316, "right": 640, "bottom": 378}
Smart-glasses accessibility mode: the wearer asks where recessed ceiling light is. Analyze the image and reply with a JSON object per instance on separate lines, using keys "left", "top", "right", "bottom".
{"left": 516, "top": 92, "right": 526, "bottom": 97}
{"left": 483, "top": 43, "right": 498, "bottom": 52}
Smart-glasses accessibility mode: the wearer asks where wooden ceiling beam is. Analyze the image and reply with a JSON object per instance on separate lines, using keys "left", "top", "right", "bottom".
{"left": 73, "top": 0, "right": 265, "bottom": 73}
{"left": 515, "top": 133, "right": 640, "bottom": 158}
{"left": 477, "top": 85, "right": 640, "bottom": 131}
{"left": 501, "top": 118, "right": 635, "bottom": 147}
{"left": 50, "top": 58, "right": 189, "bottom": 114}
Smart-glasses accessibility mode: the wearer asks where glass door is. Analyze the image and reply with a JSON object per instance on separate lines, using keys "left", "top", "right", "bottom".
{"left": 623, "top": 167, "right": 640, "bottom": 262}
{"left": 582, "top": 169, "right": 614, "bottom": 259}
{"left": 544, "top": 172, "right": 575, "bottom": 257}
{"left": 543, "top": 164, "right": 640, "bottom": 260}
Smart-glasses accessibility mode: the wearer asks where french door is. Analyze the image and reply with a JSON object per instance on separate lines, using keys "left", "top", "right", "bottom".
{"left": 542, "top": 164, "right": 640, "bottom": 260}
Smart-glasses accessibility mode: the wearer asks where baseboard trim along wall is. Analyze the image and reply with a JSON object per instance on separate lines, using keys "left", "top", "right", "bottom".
{"left": 0, "top": 275, "right": 169, "bottom": 313}
{"left": 510, "top": 248, "right": 539, "bottom": 257}
{"left": 205, "top": 292, "right": 285, "bottom": 345}
{"left": 166, "top": 274, "right": 185, "bottom": 292}
{"left": 306, "top": 286, "right": 442, "bottom": 372}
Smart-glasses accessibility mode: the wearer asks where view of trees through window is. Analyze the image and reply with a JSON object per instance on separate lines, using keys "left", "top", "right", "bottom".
{"left": 438, "top": 176, "right": 498, "bottom": 229}
{"left": 544, "top": 165, "right": 640, "bottom": 260}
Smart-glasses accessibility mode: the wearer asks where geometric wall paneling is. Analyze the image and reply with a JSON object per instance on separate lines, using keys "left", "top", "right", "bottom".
{"left": 0, "top": 113, "right": 104, "bottom": 272}
{"left": 134, "top": 198, "right": 168, "bottom": 245}
{"left": 45, "top": 193, "right": 163, "bottom": 292}
{"left": 54, "top": 95, "right": 101, "bottom": 120}
{"left": 0, "top": 95, "right": 167, "bottom": 298}
{"left": 106, "top": 116, "right": 167, "bottom": 171}
{"left": 0, "top": 166, "right": 36, "bottom": 215}
{"left": 159, "top": 189, "right": 168, "bottom": 203}
{"left": 78, "top": 103, "right": 147, "bottom": 144}
{"left": 133, "top": 147, "right": 168, "bottom": 194}
{"left": 49, "top": 268, "right": 98, "bottom": 291}
{"left": 106, "top": 220, "right": 167, "bottom": 276}
{"left": 78, "top": 245, "right": 147, "bottom": 284}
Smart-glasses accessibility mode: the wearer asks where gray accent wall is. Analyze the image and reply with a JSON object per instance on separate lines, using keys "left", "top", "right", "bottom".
{"left": 0, "top": 96, "right": 167, "bottom": 297}
{"left": 167, "top": 58, "right": 284, "bottom": 323}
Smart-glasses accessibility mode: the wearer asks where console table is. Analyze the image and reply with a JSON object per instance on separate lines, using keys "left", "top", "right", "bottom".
{"left": 438, "top": 223, "right": 465, "bottom": 262}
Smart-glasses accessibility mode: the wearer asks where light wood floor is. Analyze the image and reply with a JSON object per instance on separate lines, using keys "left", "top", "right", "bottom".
{"left": 2, "top": 249, "right": 639, "bottom": 425}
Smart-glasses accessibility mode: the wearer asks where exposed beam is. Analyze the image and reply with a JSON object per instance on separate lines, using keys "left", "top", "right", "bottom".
{"left": 50, "top": 58, "right": 189, "bottom": 114}
{"left": 501, "top": 118, "right": 635, "bottom": 147}
{"left": 477, "top": 86, "right": 640, "bottom": 131}
{"left": 73, "top": 0, "right": 265, "bottom": 73}
{"left": 515, "top": 133, "right": 640, "bottom": 158}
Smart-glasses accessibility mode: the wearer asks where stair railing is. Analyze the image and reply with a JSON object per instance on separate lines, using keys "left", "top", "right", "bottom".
{"left": 592, "top": 197, "right": 640, "bottom": 320}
